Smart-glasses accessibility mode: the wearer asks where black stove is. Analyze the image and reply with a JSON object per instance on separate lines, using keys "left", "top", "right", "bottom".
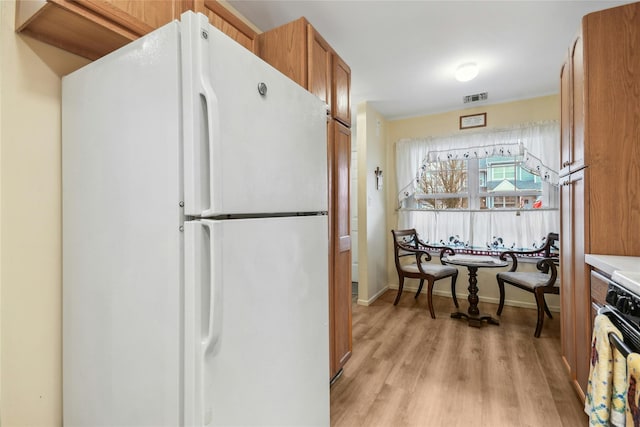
{"left": 606, "top": 279, "right": 640, "bottom": 319}
{"left": 604, "top": 279, "right": 640, "bottom": 351}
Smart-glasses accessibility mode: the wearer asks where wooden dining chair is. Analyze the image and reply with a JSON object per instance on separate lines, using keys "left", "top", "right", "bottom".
{"left": 495, "top": 232, "right": 560, "bottom": 337}
{"left": 391, "top": 229, "right": 459, "bottom": 318}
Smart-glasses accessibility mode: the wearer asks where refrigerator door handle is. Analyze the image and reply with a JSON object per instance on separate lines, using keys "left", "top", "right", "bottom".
{"left": 185, "top": 220, "right": 222, "bottom": 358}
{"left": 200, "top": 219, "right": 222, "bottom": 354}
{"left": 198, "top": 83, "right": 220, "bottom": 218}
{"left": 182, "top": 12, "right": 220, "bottom": 217}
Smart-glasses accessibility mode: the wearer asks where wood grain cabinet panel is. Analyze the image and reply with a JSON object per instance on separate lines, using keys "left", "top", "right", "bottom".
{"left": 256, "top": 17, "right": 332, "bottom": 105}
{"left": 192, "top": 0, "right": 257, "bottom": 52}
{"left": 590, "top": 271, "right": 608, "bottom": 307}
{"left": 16, "top": 0, "right": 142, "bottom": 60}
{"left": 560, "top": 1, "right": 640, "bottom": 402}
{"left": 74, "top": 0, "right": 178, "bottom": 35}
{"left": 307, "top": 25, "right": 332, "bottom": 109}
{"left": 16, "top": 0, "right": 255, "bottom": 59}
{"left": 329, "top": 121, "right": 352, "bottom": 378}
{"left": 559, "top": 172, "right": 576, "bottom": 386}
{"left": 257, "top": 16, "right": 351, "bottom": 121}
{"left": 332, "top": 53, "right": 351, "bottom": 126}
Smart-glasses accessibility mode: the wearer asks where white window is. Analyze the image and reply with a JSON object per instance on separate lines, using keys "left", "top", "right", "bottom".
{"left": 396, "top": 121, "right": 560, "bottom": 250}
{"left": 415, "top": 155, "right": 550, "bottom": 211}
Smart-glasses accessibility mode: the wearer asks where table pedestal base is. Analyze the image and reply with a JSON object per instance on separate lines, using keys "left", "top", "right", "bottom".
{"left": 450, "top": 264, "right": 500, "bottom": 328}
{"left": 450, "top": 311, "right": 499, "bottom": 328}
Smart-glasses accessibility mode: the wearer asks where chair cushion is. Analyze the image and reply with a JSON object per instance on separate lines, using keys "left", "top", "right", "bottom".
{"left": 401, "top": 262, "right": 457, "bottom": 278}
{"left": 498, "top": 271, "right": 559, "bottom": 290}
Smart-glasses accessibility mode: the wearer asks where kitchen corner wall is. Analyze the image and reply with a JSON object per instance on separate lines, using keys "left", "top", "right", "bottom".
{"left": 0, "top": 1, "right": 89, "bottom": 424}
{"left": 355, "top": 102, "right": 389, "bottom": 305}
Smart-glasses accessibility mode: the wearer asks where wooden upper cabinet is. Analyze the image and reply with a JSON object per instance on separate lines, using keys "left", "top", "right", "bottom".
{"left": 256, "top": 17, "right": 351, "bottom": 125}
{"left": 15, "top": 0, "right": 256, "bottom": 59}
{"left": 560, "top": 32, "right": 585, "bottom": 177}
{"left": 559, "top": 58, "right": 571, "bottom": 176}
{"left": 16, "top": 0, "right": 142, "bottom": 60}
{"left": 307, "top": 25, "right": 332, "bottom": 110}
{"left": 255, "top": 18, "right": 310, "bottom": 90}
{"left": 192, "top": 0, "right": 257, "bottom": 53}
{"left": 332, "top": 53, "right": 351, "bottom": 126}
{"left": 569, "top": 34, "right": 585, "bottom": 173}
{"left": 74, "top": 0, "right": 179, "bottom": 36}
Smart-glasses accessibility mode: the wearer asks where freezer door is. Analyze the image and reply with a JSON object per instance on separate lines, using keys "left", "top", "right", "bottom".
{"left": 181, "top": 12, "right": 328, "bottom": 217}
{"left": 184, "top": 215, "right": 330, "bottom": 426}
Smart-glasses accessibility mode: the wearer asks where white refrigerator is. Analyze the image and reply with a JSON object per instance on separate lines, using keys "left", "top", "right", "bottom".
{"left": 62, "top": 11, "right": 329, "bottom": 427}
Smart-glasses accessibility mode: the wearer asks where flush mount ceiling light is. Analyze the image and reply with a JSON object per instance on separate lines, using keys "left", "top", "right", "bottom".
{"left": 455, "top": 62, "right": 479, "bottom": 82}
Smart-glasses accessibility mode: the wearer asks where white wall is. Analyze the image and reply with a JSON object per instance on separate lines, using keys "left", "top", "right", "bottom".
{"left": 1, "top": 1, "right": 89, "bottom": 424}
{"left": 355, "top": 103, "right": 388, "bottom": 305}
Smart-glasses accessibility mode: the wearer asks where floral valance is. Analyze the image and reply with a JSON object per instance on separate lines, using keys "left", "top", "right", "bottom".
{"left": 396, "top": 121, "right": 560, "bottom": 204}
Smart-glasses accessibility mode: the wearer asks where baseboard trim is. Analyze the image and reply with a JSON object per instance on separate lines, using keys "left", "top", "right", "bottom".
{"left": 386, "top": 284, "right": 560, "bottom": 313}
{"left": 356, "top": 285, "right": 389, "bottom": 306}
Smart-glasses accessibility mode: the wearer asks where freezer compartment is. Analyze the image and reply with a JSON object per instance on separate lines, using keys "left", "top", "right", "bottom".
{"left": 181, "top": 12, "right": 328, "bottom": 218}
{"left": 184, "top": 215, "right": 330, "bottom": 426}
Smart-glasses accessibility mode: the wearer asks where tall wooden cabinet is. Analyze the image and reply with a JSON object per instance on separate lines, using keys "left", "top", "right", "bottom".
{"left": 560, "top": 1, "right": 640, "bottom": 400}
{"left": 256, "top": 17, "right": 353, "bottom": 381}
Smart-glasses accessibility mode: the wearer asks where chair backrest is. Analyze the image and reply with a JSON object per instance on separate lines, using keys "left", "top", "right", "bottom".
{"left": 391, "top": 229, "right": 419, "bottom": 271}
{"left": 542, "top": 232, "right": 559, "bottom": 258}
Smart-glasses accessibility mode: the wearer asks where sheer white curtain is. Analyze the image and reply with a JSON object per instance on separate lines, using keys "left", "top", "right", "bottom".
{"left": 396, "top": 121, "right": 560, "bottom": 250}
{"left": 398, "top": 209, "right": 558, "bottom": 250}
{"left": 396, "top": 121, "right": 560, "bottom": 205}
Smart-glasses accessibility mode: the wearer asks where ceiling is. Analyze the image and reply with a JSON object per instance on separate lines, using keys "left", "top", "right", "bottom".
{"left": 227, "top": 0, "right": 630, "bottom": 120}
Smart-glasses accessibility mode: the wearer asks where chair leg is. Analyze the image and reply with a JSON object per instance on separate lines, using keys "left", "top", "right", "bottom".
{"left": 451, "top": 272, "right": 459, "bottom": 308}
{"left": 415, "top": 279, "right": 425, "bottom": 299}
{"left": 496, "top": 277, "right": 506, "bottom": 316}
{"left": 394, "top": 276, "right": 405, "bottom": 305}
{"left": 543, "top": 297, "right": 553, "bottom": 319}
{"left": 534, "top": 289, "right": 546, "bottom": 338}
{"left": 427, "top": 279, "right": 436, "bottom": 319}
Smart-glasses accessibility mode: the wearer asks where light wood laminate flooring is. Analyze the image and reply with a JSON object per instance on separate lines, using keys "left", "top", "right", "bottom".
{"left": 330, "top": 290, "right": 588, "bottom": 427}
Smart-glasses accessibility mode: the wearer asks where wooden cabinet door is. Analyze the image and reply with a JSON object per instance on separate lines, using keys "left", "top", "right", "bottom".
{"left": 584, "top": 3, "right": 640, "bottom": 257}
{"left": 559, "top": 174, "right": 576, "bottom": 382}
{"left": 307, "top": 25, "right": 332, "bottom": 110}
{"left": 569, "top": 35, "right": 585, "bottom": 173}
{"left": 559, "top": 58, "right": 571, "bottom": 177}
{"left": 329, "top": 120, "right": 352, "bottom": 379}
{"left": 193, "top": 0, "right": 257, "bottom": 52}
{"left": 560, "top": 169, "right": 589, "bottom": 398}
{"left": 570, "top": 169, "right": 589, "bottom": 396}
{"left": 255, "top": 17, "right": 307, "bottom": 88}
{"left": 75, "top": 0, "right": 180, "bottom": 36}
{"left": 332, "top": 53, "right": 351, "bottom": 126}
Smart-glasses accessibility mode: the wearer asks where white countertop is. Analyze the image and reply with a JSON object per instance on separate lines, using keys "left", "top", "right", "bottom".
{"left": 585, "top": 254, "right": 640, "bottom": 276}
{"left": 586, "top": 254, "right": 640, "bottom": 293}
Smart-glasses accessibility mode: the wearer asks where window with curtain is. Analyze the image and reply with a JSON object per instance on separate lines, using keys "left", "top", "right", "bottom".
{"left": 396, "top": 121, "right": 560, "bottom": 251}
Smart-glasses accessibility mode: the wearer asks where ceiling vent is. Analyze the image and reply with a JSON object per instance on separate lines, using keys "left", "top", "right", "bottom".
{"left": 463, "top": 92, "right": 488, "bottom": 103}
